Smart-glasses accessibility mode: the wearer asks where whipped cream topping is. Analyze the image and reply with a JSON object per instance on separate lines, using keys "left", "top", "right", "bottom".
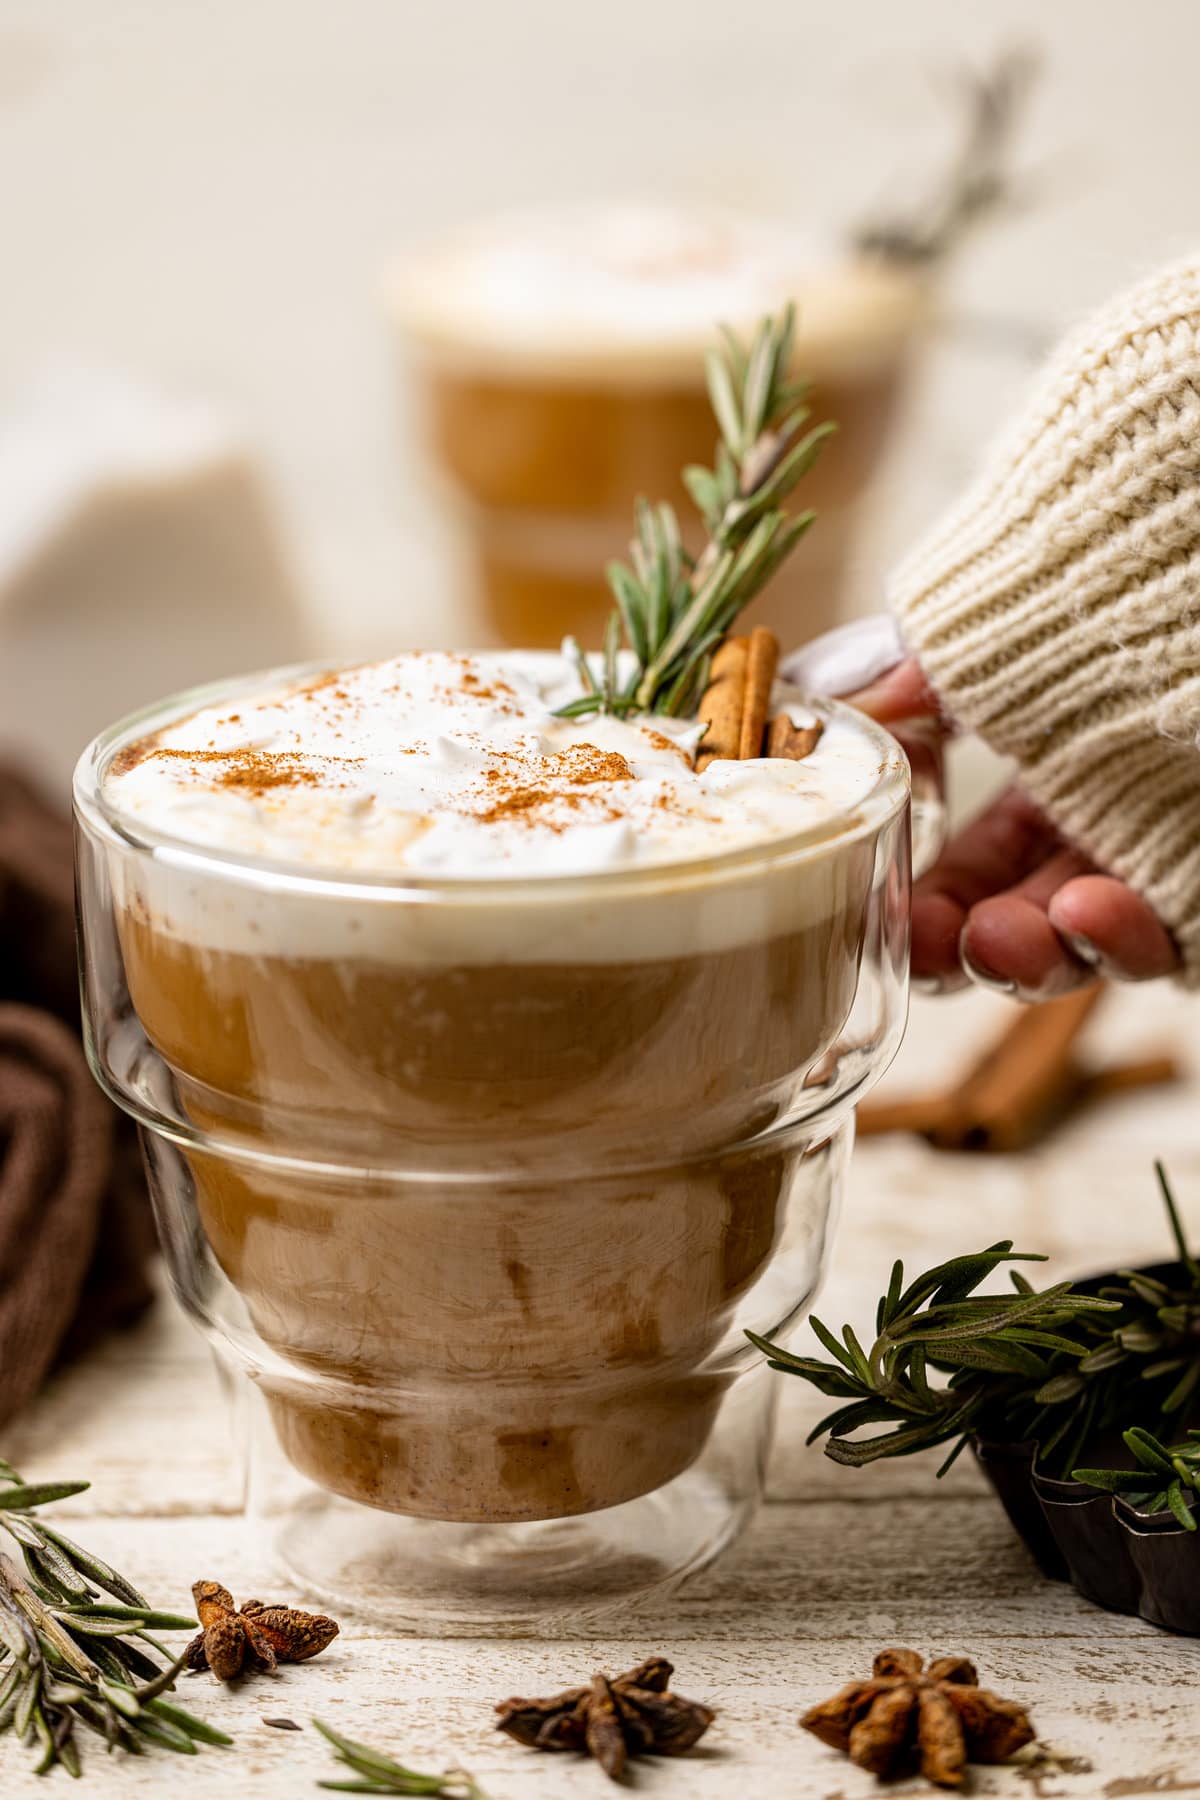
{"left": 103, "top": 649, "right": 895, "bottom": 879}
{"left": 388, "top": 204, "right": 926, "bottom": 381}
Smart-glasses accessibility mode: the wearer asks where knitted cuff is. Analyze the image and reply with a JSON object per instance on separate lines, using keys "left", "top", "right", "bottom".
{"left": 889, "top": 254, "right": 1200, "bottom": 983}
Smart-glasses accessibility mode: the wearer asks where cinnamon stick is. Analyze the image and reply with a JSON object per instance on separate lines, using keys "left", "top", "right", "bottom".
{"left": 857, "top": 1049, "right": 1180, "bottom": 1148}
{"left": 695, "top": 626, "right": 821, "bottom": 768}
{"left": 695, "top": 636, "right": 748, "bottom": 772}
{"left": 934, "top": 985, "right": 1102, "bottom": 1151}
{"left": 856, "top": 1094, "right": 960, "bottom": 1139}
{"left": 738, "top": 628, "right": 780, "bottom": 759}
{"left": 1076, "top": 1052, "right": 1181, "bottom": 1103}
{"left": 766, "top": 714, "right": 825, "bottom": 760}
{"left": 853, "top": 985, "right": 1178, "bottom": 1153}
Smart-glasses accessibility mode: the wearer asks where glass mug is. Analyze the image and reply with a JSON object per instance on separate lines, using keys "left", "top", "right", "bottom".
{"left": 388, "top": 208, "right": 929, "bottom": 651}
{"left": 75, "top": 670, "right": 942, "bottom": 1633}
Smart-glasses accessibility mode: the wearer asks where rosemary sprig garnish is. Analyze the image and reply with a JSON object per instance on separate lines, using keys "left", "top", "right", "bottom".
{"left": 314, "top": 1717, "right": 492, "bottom": 1797}
{"left": 558, "top": 303, "right": 833, "bottom": 721}
{"left": 0, "top": 1461, "right": 229, "bottom": 1775}
{"left": 750, "top": 1163, "right": 1200, "bottom": 1482}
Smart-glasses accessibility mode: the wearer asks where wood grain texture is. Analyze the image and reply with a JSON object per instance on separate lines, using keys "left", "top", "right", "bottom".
{"left": 4, "top": 982, "right": 1199, "bottom": 1795}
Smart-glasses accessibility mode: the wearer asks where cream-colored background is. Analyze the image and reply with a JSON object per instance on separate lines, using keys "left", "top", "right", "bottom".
{"left": 5, "top": 21, "right": 1200, "bottom": 1791}
{"left": 2, "top": 0, "right": 1198, "bottom": 662}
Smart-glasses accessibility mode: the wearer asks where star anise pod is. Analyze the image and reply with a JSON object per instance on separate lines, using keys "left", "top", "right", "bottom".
{"left": 185, "top": 1579, "right": 339, "bottom": 1682}
{"left": 496, "top": 1655, "right": 714, "bottom": 1782}
{"left": 803, "top": 1648, "right": 1034, "bottom": 1789}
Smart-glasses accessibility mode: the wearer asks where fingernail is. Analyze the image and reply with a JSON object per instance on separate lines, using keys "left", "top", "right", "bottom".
{"left": 1060, "top": 929, "right": 1103, "bottom": 968}
{"left": 911, "top": 974, "right": 945, "bottom": 995}
{"left": 961, "top": 951, "right": 1017, "bottom": 996}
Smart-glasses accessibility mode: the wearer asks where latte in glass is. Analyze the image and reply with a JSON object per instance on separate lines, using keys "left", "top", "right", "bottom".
{"left": 90, "top": 649, "right": 904, "bottom": 1523}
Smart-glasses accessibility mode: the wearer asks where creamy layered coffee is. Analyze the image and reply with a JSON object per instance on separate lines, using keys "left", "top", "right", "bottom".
{"left": 101, "top": 651, "right": 900, "bottom": 1522}
{"left": 389, "top": 206, "right": 927, "bottom": 646}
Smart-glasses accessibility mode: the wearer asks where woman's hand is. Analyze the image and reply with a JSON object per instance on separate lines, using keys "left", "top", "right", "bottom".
{"left": 785, "top": 624, "right": 1180, "bottom": 997}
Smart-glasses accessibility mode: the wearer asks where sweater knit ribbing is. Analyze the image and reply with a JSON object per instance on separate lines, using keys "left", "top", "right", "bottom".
{"left": 889, "top": 255, "right": 1200, "bottom": 982}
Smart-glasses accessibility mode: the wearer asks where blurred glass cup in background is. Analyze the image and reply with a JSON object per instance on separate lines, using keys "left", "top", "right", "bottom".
{"left": 388, "top": 206, "right": 929, "bottom": 650}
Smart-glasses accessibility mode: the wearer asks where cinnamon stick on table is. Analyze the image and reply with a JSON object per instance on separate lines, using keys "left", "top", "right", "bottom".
{"left": 857, "top": 984, "right": 1179, "bottom": 1153}
{"left": 932, "top": 984, "right": 1103, "bottom": 1151}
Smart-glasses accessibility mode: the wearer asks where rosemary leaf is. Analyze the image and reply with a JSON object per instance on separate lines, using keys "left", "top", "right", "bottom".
{"left": 37, "top": 1523, "right": 149, "bottom": 1607}
{"left": 704, "top": 344, "right": 745, "bottom": 453}
{"left": 551, "top": 695, "right": 608, "bottom": 720}
{"left": 740, "top": 316, "right": 778, "bottom": 444}
{"left": 0, "top": 1482, "right": 90, "bottom": 1511}
{"left": 313, "top": 1716, "right": 487, "bottom": 1797}
{"left": 1157, "top": 1159, "right": 1200, "bottom": 1279}
{"left": 132, "top": 1712, "right": 199, "bottom": 1753}
{"left": 602, "top": 608, "right": 621, "bottom": 712}
{"left": 716, "top": 322, "right": 750, "bottom": 386}
{"left": 1125, "top": 1427, "right": 1178, "bottom": 1477}
{"left": 682, "top": 464, "right": 722, "bottom": 529}
{"left": 146, "top": 1696, "right": 234, "bottom": 1746}
{"left": 1166, "top": 1480, "right": 1195, "bottom": 1530}
{"left": 607, "top": 566, "right": 648, "bottom": 669}
{"left": 1164, "top": 1361, "right": 1200, "bottom": 1414}
{"left": 880, "top": 1260, "right": 906, "bottom": 1334}
{"left": 807, "top": 1316, "right": 861, "bottom": 1376}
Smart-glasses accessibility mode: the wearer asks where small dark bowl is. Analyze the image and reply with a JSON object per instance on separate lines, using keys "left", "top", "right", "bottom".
{"left": 972, "top": 1262, "right": 1200, "bottom": 1635}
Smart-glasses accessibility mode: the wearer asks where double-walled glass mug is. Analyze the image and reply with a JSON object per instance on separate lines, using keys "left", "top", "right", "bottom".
{"left": 387, "top": 207, "right": 929, "bottom": 651}
{"left": 75, "top": 669, "right": 941, "bottom": 1634}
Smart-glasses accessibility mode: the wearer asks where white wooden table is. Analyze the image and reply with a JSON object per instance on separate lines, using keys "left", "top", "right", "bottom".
{"left": 7, "top": 985, "right": 1200, "bottom": 1796}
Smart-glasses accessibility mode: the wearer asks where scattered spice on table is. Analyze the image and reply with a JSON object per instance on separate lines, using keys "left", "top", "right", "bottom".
{"left": 496, "top": 1654, "right": 714, "bottom": 1782}
{"left": 802, "top": 1647, "right": 1034, "bottom": 1788}
{"left": 185, "top": 1579, "right": 339, "bottom": 1681}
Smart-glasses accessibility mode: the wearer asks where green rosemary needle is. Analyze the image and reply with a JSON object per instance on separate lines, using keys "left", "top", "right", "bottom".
{"left": 1073, "top": 1426, "right": 1200, "bottom": 1531}
{"left": 0, "top": 1462, "right": 229, "bottom": 1775}
{"left": 558, "top": 302, "right": 834, "bottom": 721}
{"left": 314, "top": 1716, "right": 492, "bottom": 1797}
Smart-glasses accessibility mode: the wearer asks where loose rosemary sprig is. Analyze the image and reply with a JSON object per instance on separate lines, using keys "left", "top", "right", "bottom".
{"left": 314, "top": 1717, "right": 492, "bottom": 1797}
{"left": 0, "top": 1461, "right": 229, "bottom": 1776}
{"left": 558, "top": 303, "right": 833, "bottom": 722}
{"left": 749, "top": 1163, "right": 1200, "bottom": 1483}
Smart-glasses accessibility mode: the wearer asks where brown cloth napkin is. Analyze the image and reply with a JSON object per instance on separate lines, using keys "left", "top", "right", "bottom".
{"left": 0, "top": 768, "right": 154, "bottom": 1428}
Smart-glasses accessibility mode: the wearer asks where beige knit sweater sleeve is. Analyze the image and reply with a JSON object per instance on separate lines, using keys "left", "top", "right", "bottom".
{"left": 889, "top": 254, "right": 1200, "bottom": 982}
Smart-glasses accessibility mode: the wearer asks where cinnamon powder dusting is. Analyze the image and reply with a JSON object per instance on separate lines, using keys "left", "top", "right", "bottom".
{"left": 132, "top": 747, "right": 358, "bottom": 799}
{"left": 474, "top": 744, "right": 634, "bottom": 826}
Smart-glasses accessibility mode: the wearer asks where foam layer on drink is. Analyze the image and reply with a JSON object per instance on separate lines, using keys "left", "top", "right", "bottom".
{"left": 389, "top": 204, "right": 926, "bottom": 382}
{"left": 98, "top": 649, "right": 903, "bottom": 963}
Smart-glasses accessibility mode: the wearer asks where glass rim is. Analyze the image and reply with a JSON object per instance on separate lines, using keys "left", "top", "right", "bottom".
{"left": 73, "top": 657, "right": 911, "bottom": 902}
